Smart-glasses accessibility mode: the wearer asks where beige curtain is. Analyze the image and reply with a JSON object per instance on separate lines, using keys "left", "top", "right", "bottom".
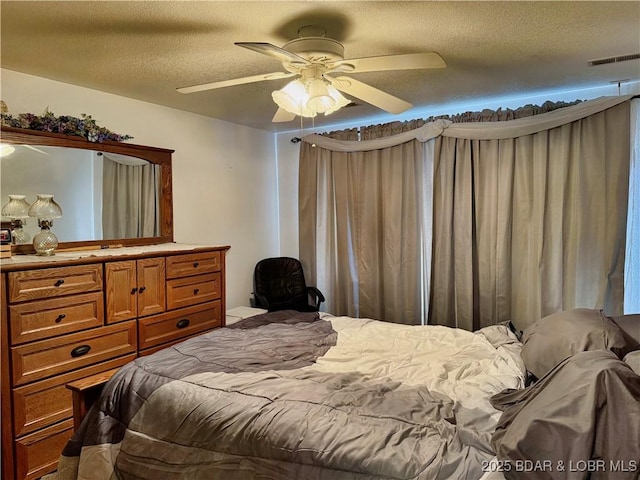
{"left": 300, "top": 95, "right": 631, "bottom": 329}
{"left": 102, "top": 155, "right": 161, "bottom": 239}
{"left": 299, "top": 137, "right": 434, "bottom": 324}
{"left": 431, "top": 100, "right": 631, "bottom": 331}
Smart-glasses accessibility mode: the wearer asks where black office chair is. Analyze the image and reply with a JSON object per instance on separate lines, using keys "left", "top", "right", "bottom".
{"left": 252, "top": 257, "right": 325, "bottom": 312}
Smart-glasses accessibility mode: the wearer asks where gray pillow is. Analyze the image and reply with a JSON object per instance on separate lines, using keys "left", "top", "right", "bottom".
{"left": 611, "top": 314, "right": 640, "bottom": 344}
{"left": 521, "top": 308, "right": 639, "bottom": 379}
{"left": 624, "top": 351, "right": 640, "bottom": 375}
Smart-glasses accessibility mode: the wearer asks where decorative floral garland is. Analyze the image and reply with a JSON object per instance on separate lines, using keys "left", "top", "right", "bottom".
{"left": 0, "top": 108, "right": 133, "bottom": 143}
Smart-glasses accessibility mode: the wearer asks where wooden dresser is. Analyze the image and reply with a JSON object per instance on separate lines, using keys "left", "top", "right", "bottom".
{"left": 0, "top": 243, "right": 229, "bottom": 480}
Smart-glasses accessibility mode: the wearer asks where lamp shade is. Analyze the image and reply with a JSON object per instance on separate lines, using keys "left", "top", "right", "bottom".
{"left": 306, "top": 78, "right": 335, "bottom": 113}
{"left": 324, "top": 85, "right": 351, "bottom": 114}
{"left": 1, "top": 194, "right": 31, "bottom": 219}
{"left": 272, "top": 79, "right": 317, "bottom": 118}
{"left": 0, "top": 143, "right": 15, "bottom": 158}
{"left": 28, "top": 194, "right": 62, "bottom": 220}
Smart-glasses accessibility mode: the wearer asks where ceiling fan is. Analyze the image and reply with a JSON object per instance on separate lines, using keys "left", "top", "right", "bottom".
{"left": 177, "top": 32, "right": 446, "bottom": 122}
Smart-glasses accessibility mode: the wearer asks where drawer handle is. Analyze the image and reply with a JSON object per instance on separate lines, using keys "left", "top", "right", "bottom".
{"left": 176, "top": 318, "right": 190, "bottom": 329}
{"left": 131, "top": 287, "right": 138, "bottom": 295}
{"left": 193, "top": 288, "right": 200, "bottom": 295}
{"left": 139, "top": 286, "right": 146, "bottom": 294}
{"left": 54, "top": 279, "right": 65, "bottom": 287}
{"left": 70, "top": 345, "right": 91, "bottom": 358}
{"left": 55, "top": 313, "right": 66, "bottom": 323}
{"left": 193, "top": 262, "right": 199, "bottom": 268}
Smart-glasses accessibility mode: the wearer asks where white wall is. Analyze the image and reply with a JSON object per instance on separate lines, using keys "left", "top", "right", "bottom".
{"left": 0, "top": 69, "right": 280, "bottom": 308}
{"left": 275, "top": 81, "right": 640, "bottom": 259}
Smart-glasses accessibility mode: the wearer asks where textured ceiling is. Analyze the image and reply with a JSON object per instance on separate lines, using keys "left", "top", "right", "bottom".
{"left": 1, "top": 1, "right": 639, "bottom": 132}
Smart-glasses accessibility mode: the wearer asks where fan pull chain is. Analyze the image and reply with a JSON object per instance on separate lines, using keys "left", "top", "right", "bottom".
{"left": 299, "top": 113, "right": 304, "bottom": 141}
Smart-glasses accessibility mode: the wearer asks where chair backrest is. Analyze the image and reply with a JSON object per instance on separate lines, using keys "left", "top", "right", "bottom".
{"left": 253, "top": 257, "right": 309, "bottom": 307}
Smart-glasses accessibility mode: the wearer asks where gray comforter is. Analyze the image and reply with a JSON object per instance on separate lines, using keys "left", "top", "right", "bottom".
{"left": 57, "top": 311, "right": 525, "bottom": 480}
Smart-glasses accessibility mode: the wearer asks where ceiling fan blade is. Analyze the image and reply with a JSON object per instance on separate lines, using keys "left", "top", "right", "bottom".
{"left": 334, "top": 52, "right": 446, "bottom": 74}
{"left": 328, "top": 76, "right": 413, "bottom": 114}
{"left": 235, "top": 42, "right": 311, "bottom": 67}
{"left": 177, "top": 71, "right": 295, "bottom": 94}
{"left": 272, "top": 108, "right": 297, "bottom": 123}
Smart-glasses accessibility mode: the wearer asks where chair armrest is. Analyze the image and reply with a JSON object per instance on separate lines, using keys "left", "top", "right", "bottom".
{"left": 253, "top": 292, "right": 270, "bottom": 309}
{"left": 307, "top": 286, "right": 325, "bottom": 309}
{"left": 66, "top": 368, "right": 119, "bottom": 429}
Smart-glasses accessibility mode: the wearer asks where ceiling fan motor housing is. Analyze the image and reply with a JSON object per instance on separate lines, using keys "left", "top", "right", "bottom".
{"left": 283, "top": 37, "right": 345, "bottom": 63}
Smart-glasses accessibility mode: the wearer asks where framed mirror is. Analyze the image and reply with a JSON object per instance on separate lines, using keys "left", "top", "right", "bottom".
{"left": 0, "top": 126, "right": 173, "bottom": 254}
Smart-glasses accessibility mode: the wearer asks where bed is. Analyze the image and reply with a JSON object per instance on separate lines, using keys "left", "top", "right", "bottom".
{"left": 54, "top": 309, "right": 639, "bottom": 480}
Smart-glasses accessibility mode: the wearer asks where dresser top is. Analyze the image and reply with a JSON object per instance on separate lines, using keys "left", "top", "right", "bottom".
{"left": 0, "top": 243, "right": 230, "bottom": 271}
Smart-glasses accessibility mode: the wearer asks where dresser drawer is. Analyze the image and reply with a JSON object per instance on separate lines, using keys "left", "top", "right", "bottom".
{"left": 166, "top": 272, "right": 221, "bottom": 310}
{"left": 11, "top": 321, "right": 137, "bottom": 386}
{"left": 8, "top": 264, "right": 103, "bottom": 303}
{"left": 166, "top": 251, "right": 221, "bottom": 279}
{"left": 15, "top": 419, "right": 74, "bottom": 480}
{"left": 9, "top": 292, "right": 104, "bottom": 345}
{"left": 12, "top": 355, "right": 134, "bottom": 437}
{"left": 138, "top": 300, "right": 222, "bottom": 350}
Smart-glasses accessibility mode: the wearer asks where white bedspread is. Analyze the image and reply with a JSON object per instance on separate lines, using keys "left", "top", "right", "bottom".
{"left": 314, "top": 317, "right": 526, "bottom": 430}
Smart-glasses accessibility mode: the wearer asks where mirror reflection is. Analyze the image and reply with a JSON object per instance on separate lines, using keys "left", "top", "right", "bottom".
{"left": 1, "top": 144, "right": 161, "bottom": 243}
